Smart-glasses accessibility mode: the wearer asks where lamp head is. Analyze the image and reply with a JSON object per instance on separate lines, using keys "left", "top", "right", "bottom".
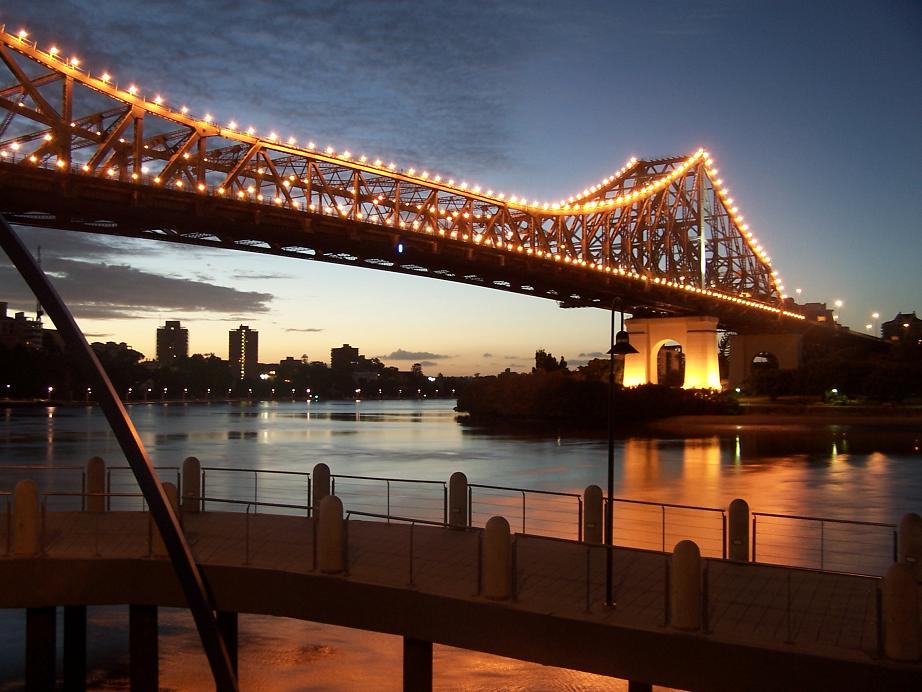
{"left": 608, "top": 330, "right": 638, "bottom": 355}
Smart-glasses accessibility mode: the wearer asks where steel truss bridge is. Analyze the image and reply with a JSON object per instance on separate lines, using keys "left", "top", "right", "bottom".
{"left": 0, "top": 27, "right": 804, "bottom": 331}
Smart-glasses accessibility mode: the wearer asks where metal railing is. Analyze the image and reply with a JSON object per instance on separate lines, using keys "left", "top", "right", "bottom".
{"left": 201, "top": 467, "right": 312, "bottom": 515}
{"left": 0, "top": 466, "right": 87, "bottom": 509}
{"left": 611, "top": 497, "right": 727, "bottom": 559}
{"left": 468, "top": 483, "right": 583, "bottom": 541}
{"left": 106, "top": 465, "right": 181, "bottom": 510}
{"left": 752, "top": 511, "right": 897, "bottom": 577}
{"left": 332, "top": 473, "right": 447, "bottom": 525}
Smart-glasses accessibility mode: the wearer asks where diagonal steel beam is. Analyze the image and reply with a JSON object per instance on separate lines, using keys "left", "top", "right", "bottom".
{"left": 0, "top": 214, "right": 237, "bottom": 691}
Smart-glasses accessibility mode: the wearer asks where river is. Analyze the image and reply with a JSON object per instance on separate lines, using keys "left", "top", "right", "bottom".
{"left": 1, "top": 400, "right": 920, "bottom": 690}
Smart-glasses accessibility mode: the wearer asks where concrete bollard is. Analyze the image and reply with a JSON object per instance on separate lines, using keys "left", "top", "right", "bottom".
{"left": 13, "top": 479, "right": 41, "bottom": 556}
{"left": 670, "top": 540, "right": 702, "bottom": 631}
{"left": 151, "top": 483, "right": 179, "bottom": 558}
{"left": 898, "top": 512, "right": 922, "bottom": 580}
{"left": 483, "top": 516, "right": 512, "bottom": 600}
{"left": 181, "top": 456, "right": 201, "bottom": 513}
{"left": 883, "top": 562, "right": 921, "bottom": 661}
{"left": 312, "top": 463, "right": 331, "bottom": 517}
{"left": 728, "top": 498, "right": 750, "bottom": 562}
{"left": 317, "top": 495, "right": 344, "bottom": 574}
{"left": 86, "top": 456, "right": 106, "bottom": 513}
{"left": 448, "top": 472, "right": 468, "bottom": 528}
{"left": 583, "top": 485, "right": 603, "bottom": 544}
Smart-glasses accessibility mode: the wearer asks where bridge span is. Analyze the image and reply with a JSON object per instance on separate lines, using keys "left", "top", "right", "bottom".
{"left": 0, "top": 26, "right": 806, "bottom": 333}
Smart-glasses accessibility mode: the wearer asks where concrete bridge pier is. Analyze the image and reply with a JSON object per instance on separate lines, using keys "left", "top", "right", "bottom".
{"left": 63, "top": 605, "right": 87, "bottom": 691}
{"left": 727, "top": 332, "right": 803, "bottom": 390}
{"left": 403, "top": 637, "right": 433, "bottom": 692}
{"left": 129, "top": 604, "right": 158, "bottom": 692}
{"left": 26, "top": 606, "right": 56, "bottom": 691}
{"left": 623, "top": 316, "right": 721, "bottom": 389}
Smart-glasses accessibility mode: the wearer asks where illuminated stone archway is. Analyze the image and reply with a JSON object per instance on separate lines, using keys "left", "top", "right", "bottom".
{"left": 623, "top": 316, "right": 721, "bottom": 389}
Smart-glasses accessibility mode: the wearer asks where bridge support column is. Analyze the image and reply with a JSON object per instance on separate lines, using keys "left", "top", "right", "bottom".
{"left": 728, "top": 499, "right": 750, "bottom": 561}
{"left": 26, "top": 606, "right": 56, "bottom": 691}
{"left": 403, "top": 637, "right": 433, "bottom": 692}
{"left": 63, "top": 605, "right": 87, "bottom": 691}
{"left": 728, "top": 332, "right": 803, "bottom": 389}
{"left": 898, "top": 513, "right": 922, "bottom": 580}
{"left": 182, "top": 456, "right": 201, "bottom": 513}
{"left": 216, "top": 611, "right": 238, "bottom": 677}
{"left": 583, "top": 485, "right": 602, "bottom": 544}
{"left": 129, "top": 604, "right": 158, "bottom": 692}
{"left": 623, "top": 316, "right": 721, "bottom": 389}
{"left": 86, "top": 456, "right": 106, "bottom": 513}
{"left": 449, "top": 472, "right": 468, "bottom": 528}
{"left": 312, "top": 462, "right": 331, "bottom": 516}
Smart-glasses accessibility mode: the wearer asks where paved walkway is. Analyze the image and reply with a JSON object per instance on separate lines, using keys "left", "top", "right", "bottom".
{"left": 25, "top": 509, "right": 891, "bottom": 666}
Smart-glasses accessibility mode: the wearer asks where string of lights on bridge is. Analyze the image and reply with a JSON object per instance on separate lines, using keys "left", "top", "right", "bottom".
{"left": 1, "top": 26, "right": 801, "bottom": 320}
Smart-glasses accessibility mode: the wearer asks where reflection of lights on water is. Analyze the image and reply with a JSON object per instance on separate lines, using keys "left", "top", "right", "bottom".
{"left": 734, "top": 435, "right": 741, "bottom": 464}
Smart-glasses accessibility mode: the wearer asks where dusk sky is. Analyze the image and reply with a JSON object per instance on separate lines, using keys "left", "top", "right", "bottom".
{"left": 0, "top": 1, "right": 919, "bottom": 375}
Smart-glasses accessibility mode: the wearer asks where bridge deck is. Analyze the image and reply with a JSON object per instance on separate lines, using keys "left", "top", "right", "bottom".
{"left": 2, "top": 511, "right": 918, "bottom": 690}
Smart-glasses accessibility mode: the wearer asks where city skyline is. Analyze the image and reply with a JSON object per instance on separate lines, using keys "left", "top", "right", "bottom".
{"left": 0, "top": 2, "right": 918, "bottom": 376}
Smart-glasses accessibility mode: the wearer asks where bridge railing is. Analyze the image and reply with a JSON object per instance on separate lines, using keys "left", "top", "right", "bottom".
{"left": 467, "top": 483, "right": 583, "bottom": 541}
{"left": 201, "top": 467, "right": 312, "bottom": 516}
{"left": 106, "top": 465, "right": 181, "bottom": 510}
{"left": 752, "top": 511, "right": 897, "bottom": 577}
{"left": 331, "top": 473, "right": 448, "bottom": 526}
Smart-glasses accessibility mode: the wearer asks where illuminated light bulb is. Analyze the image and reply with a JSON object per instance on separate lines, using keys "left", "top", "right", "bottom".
{"left": 257, "top": 194, "right": 264, "bottom": 201}
{"left": 373, "top": 158, "right": 382, "bottom": 166}
{"left": 287, "top": 136, "right": 296, "bottom": 145}
{"left": 269, "top": 132, "right": 278, "bottom": 141}
{"left": 247, "top": 186, "right": 255, "bottom": 194}
{"left": 246, "top": 126, "right": 256, "bottom": 135}
{"left": 323, "top": 146, "right": 333, "bottom": 154}
{"left": 17, "top": 29, "right": 28, "bottom": 39}
{"left": 203, "top": 113, "right": 213, "bottom": 123}
{"left": 175, "top": 180, "right": 184, "bottom": 188}
{"left": 342, "top": 150, "right": 350, "bottom": 158}
{"left": 81, "top": 163, "right": 89, "bottom": 171}
{"left": 43, "top": 133, "right": 52, "bottom": 141}
{"left": 128, "top": 85, "right": 138, "bottom": 95}
{"left": 388, "top": 163, "right": 396, "bottom": 170}
{"left": 435, "top": 176, "right": 442, "bottom": 182}
{"left": 217, "top": 187, "right": 225, "bottom": 194}
{"left": 154, "top": 95, "right": 163, "bottom": 105}
{"left": 100, "top": 72, "right": 111, "bottom": 82}
{"left": 55, "top": 159, "right": 65, "bottom": 168}
{"left": 69, "top": 57, "right": 79, "bottom": 67}
{"left": 237, "top": 190, "right": 245, "bottom": 198}
{"left": 197, "top": 183, "right": 206, "bottom": 191}
{"left": 49, "top": 46, "right": 59, "bottom": 56}
{"left": 360, "top": 155, "right": 368, "bottom": 163}
{"left": 408, "top": 168, "right": 416, "bottom": 175}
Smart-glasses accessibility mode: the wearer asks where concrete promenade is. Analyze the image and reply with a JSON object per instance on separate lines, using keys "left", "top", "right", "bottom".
{"left": 2, "top": 509, "right": 920, "bottom": 690}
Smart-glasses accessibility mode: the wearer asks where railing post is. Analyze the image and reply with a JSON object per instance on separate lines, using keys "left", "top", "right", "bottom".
{"left": 386, "top": 480, "right": 391, "bottom": 523}
{"left": 408, "top": 522, "right": 415, "bottom": 587}
{"left": 882, "top": 562, "right": 921, "bottom": 661}
{"left": 819, "top": 520, "right": 825, "bottom": 571}
{"left": 312, "top": 463, "right": 331, "bottom": 516}
{"left": 483, "top": 516, "right": 512, "bottom": 600}
{"left": 442, "top": 484, "right": 448, "bottom": 525}
{"left": 898, "top": 512, "right": 922, "bottom": 580}
{"left": 13, "top": 479, "right": 40, "bottom": 556}
{"left": 583, "top": 485, "right": 603, "bottom": 544}
{"left": 670, "top": 540, "right": 701, "bottom": 631}
{"left": 181, "top": 457, "right": 201, "bottom": 514}
{"left": 318, "top": 495, "right": 344, "bottom": 574}
{"left": 577, "top": 496, "right": 584, "bottom": 542}
{"left": 728, "top": 498, "right": 749, "bottom": 562}
{"left": 86, "top": 457, "right": 105, "bottom": 513}
{"left": 448, "top": 472, "right": 468, "bottom": 529}
{"left": 521, "top": 491, "right": 526, "bottom": 534}
{"left": 752, "top": 514, "right": 758, "bottom": 562}
{"left": 252, "top": 471, "right": 258, "bottom": 514}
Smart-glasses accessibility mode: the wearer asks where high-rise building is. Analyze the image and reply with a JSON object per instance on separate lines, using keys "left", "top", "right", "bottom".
{"left": 156, "top": 320, "right": 188, "bottom": 362}
{"left": 229, "top": 325, "right": 258, "bottom": 379}
{"left": 0, "top": 302, "right": 43, "bottom": 349}
{"left": 330, "top": 343, "right": 360, "bottom": 370}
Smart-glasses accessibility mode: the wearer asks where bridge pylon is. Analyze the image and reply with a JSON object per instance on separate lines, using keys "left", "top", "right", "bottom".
{"left": 623, "top": 316, "right": 721, "bottom": 390}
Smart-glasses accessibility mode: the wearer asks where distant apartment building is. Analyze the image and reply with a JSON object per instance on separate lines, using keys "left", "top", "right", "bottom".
{"left": 802, "top": 302, "right": 835, "bottom": 324}
{"left": 156, "top": 320, "right": 188, "bottom": 362}
{"left": 331, "top": 343, "right": 361, "bottom": 370}
{"left": 881, "top": 312, "right": 922, "bottom": 345}
{"left": 0, "top": 302, "right": 43, "bottom": 349}
{"left": 229, "top": 325, "right": 259, "bottom": 379}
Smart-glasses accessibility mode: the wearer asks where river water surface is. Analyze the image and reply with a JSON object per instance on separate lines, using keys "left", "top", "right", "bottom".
{"left": 1, "top": 400, "right": 920, "bottom": 690}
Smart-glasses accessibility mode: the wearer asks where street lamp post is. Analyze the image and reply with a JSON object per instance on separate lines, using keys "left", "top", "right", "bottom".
{"left": 605, "top": 299, "right": 637, "bottom": 607}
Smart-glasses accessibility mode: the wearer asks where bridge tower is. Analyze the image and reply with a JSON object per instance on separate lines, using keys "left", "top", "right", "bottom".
{"left": 623, "top": 316, "right": 721, "bottom": 390}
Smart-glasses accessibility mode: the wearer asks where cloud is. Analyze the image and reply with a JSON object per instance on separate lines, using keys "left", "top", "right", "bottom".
{"left": 381, "top": 349, "right": 450, "bottom": 360}
{"left": 84, "top": 333, "right": 112, "bottom": 338}
{"left": 504, "top": 355, "right": 525, "bottom": 360}
{"left": 286, "top": 327, "right": 324, "bottom": 332}
{"left": 0, "top": 258, "right": 273, "bottom": 320}
{"left": 482, "top": 352, "right": 493, "bottom": 358}
{"left": 578, "top": 352, "right": 606, "bottom": 358}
